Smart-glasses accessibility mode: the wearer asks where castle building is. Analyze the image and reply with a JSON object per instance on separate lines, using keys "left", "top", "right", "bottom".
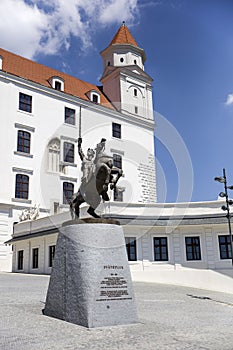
{"left": 0, "top": 23, "right": 156, "bottom": 271}
{"left": 1, "top": 24, "right": 233, "bottom": 294}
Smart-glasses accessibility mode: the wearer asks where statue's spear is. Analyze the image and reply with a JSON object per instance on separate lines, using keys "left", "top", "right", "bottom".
{"left": 78, "top": 105, "right": 82, "bottom": 138}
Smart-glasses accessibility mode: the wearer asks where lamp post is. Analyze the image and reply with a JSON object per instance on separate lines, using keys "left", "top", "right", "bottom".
{"left": 214, "top": 168, "right": 233, "bottom": 265}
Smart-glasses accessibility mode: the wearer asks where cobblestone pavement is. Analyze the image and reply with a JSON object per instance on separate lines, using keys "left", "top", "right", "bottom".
{"left": 1, "top": 272, "right": 233, "bottom": 350}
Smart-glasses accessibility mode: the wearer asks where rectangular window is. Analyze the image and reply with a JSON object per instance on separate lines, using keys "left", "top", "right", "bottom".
{"left": 63, "top": 182, "right": 74, "bottom": 204}
{"left": 153, "top": 237, "right": 168, "bottom": 261}
{"left": 19, "top": 92, "right": 32, "bottom": 113}
{"left": 17, "top": 250, "right": 24, "bottom": 270}
{"left": 112, "top": 122, "right": 121, "bottom": 139}
{"left": 134, "top": 89, "right": 137, "bottom": 97}
{"left": 135, "top": 106, "right": 138, "bottom": 114}
{"left": 17, "top": 130, "right": 31, "bottom": 153}
{"left": 65, "top": 107, "right": 75, "bottom": 125}
{"left": 49, "top": 245, "right": 56, "bottom": 267}
{"left": 185, "top": 236, "right": 201, "bottom": 261}
{"left": 63, "top": 142, "right": 74, "bottom": 163}
{"left": 55, "top": 81, "right": 61, "bottom": 91}
{"left": 218, "top": 235, "right": 232, "bottom": 259}
{"left": 125, "top": 237, "right": 137, "bottom": 261}
{"left": 113, "top": 154, "right": 122, "bottom": 169}
{"left": 114, "top": 188, "right": 123, "bottom": 202}
{"left": 32, "top": 248, "right": 39, "bottom": 269}
{"left": 15, "top": 174, "right": 29, "bottom": 199}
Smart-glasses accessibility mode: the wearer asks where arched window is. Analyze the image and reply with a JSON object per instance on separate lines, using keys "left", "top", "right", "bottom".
{"left": 17, "top": 130, "right": 31, "bottom": 153}
{"left": 48, "top": 138, "right": 60, "bottom": 172}
{"left": 15, "top": 174, "right": 29, "bottom": 199}
{"left": 63, "top": 182, "right": 74, "bottom": 204}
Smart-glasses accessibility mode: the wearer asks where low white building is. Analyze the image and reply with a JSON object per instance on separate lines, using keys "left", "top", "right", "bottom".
{"left": 6, "top": 200, "right": 233, "bottom": 294}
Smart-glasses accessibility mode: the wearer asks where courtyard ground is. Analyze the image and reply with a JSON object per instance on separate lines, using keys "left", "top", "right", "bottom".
{"left": 0, "top": 272, "right": 233, "bottom": 350}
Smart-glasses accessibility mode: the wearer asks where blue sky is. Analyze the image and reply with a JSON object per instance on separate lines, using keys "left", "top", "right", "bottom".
{"left": 1, "top": 0, "right": 233, "bottom": 203}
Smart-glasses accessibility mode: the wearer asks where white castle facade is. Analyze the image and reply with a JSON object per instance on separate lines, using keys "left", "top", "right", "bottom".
{"left": 1, "top": 24, "right": 233, "bottom": 294}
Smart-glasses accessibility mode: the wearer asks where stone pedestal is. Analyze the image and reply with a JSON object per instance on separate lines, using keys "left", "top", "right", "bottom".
{"left": 43, "top": 219, "right": 138, "bottom": 328}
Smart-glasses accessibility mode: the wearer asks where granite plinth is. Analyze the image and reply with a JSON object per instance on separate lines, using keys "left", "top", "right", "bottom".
{"left": 43, "top": 221, "right": 138, "bottom": 328}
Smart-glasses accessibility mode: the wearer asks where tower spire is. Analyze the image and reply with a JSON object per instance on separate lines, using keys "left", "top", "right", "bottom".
{"left": 109, "top": 22, "right": 139, "bottom": 47}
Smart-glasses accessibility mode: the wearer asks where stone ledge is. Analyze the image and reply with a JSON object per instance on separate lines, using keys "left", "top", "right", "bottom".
{"left": 62, "top": 218, "right": 120, "bottom": 227}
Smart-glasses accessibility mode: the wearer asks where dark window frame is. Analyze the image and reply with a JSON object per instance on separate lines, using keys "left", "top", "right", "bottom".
{"left": 17, "top": 130, "right": 31, "bottom": 154}
{"left": 218, "top": 235, "right": 232, "bottom": 259}
{"left": 54, "top": 81, "right": 62, "bottom": 91}
{"left": 32, "top": 248, "right": 39, "bottom": 269}
{"left": 153, "top": 237, "right": 169, "bottom": 261}
{"left": 114, "top": 188, "right": 123, "bottom": 202}
{"left": 63, "top": 182, "right": 74, "bottom": 204}
{"left": 15, "top": 174, "right": 29, "bottom": 199}
{"left": 63, "top": 142, "right": 74, "bottom": 163}
{"left": 19, "top": 92, "right": 32, "bottom": 113}
{"left": 185, "top": 236, "right": 202, "bottom": 261}
{"left": 113, "top": 154, "right": 122, "bottom": 169}
{"left": 112, "top": 123, "right": 121, "bottom": 139}
{"left": 92, "top": 94, "right": 99, "bottom": 103}
{"left": 17, "top": 250, "right": 24, "bottom": 270}
{"left": 125, "top": 237, "right": 137, "bottom": 261}
{"left": 49, "top": 245, "right": 56, "bottom": 267}
{"left": 65, "top": 107, "right": 75, "bottom": 125}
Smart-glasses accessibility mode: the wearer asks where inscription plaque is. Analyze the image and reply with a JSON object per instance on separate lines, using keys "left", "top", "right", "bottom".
{"left": 96, "top": 266, "right": 132, "bottom": 302}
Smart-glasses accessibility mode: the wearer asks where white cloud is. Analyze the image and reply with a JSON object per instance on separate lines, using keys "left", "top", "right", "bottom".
{"left": 225, "top": 93, "right": 233, "bottom": 106}
{"left": 0, "top": 0, "right": 139, "bottom": 59}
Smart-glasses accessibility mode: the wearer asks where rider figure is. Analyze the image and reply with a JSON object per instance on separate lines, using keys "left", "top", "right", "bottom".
{"left": 78, "top": 137, "right": 95, "bottom": 185}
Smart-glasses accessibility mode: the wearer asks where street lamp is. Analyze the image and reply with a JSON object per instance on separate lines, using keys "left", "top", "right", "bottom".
{"left": 214, "top": 168, "right": 233, "bottom": 265}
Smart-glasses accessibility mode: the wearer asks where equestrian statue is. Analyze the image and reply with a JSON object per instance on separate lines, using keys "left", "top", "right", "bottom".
{"left": 70, "top": 137, "right": 123, "bottom": 219}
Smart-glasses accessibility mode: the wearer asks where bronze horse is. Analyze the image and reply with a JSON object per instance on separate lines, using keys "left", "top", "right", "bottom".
{"left": 70, "top": 150, "right": 123, "bottom": 219}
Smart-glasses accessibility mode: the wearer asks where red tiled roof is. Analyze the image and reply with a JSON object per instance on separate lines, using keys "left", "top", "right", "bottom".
{"left": 0, "top": 48, "right": 114, "bottom": 109}
{"left": 110, "top": 22, "right": 138, "bottom": 47}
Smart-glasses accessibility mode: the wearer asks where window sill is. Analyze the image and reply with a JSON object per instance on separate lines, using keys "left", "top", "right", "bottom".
{"left": 60, "top": 162, "right": 77, "bottom": 167}
{"left": 63, "top": 122, "right": 77, "bottom": 128}
{"left": 11, "top": 198, "right": 32, "bottom": 204}
{"left": 112, "top": 136, "right": 122, "bottom": 141}
{"left": 14, "top": 151, "right": 33, "bottom": 158}
{"left": 17, "top": 109, "right": 33, "bottom": 116}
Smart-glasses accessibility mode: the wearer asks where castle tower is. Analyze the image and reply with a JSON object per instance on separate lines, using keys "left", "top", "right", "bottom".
{"left": 100, "top": 22, "right": 154, "bottom": 120}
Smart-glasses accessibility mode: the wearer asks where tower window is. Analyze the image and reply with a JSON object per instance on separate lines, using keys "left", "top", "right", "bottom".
{"left": 63, "top": 182, "right": 74, "bottom": 204}
{"left": 108, "top": 61, "right": 110, "bottom": 66}
{"left": 63, "top": 142, "right": 74, "bottom": 163}
{"left": 120, "top": 57, "right": 124, "bottom": 63}
{"left": 15, "top": 174, "right": 29, "bottom": 199}
{"left": 17, "top": 130, "right": 31, "bottom": 154}
{"left": 134, "top": 59, "right": 137, "bottom": 65}
{"left": 19, "top": 93, "right": 32, "bottom": 113}
{"left": 134, "top": 89, "right": 137, "bottom": 97}
{"left": 112, "top": 123, "right": 121, "bottom": 139}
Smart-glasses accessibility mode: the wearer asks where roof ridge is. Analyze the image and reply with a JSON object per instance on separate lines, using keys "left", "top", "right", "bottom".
{"left": 0, "top": 47, "right": 114, "bottom": 110}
